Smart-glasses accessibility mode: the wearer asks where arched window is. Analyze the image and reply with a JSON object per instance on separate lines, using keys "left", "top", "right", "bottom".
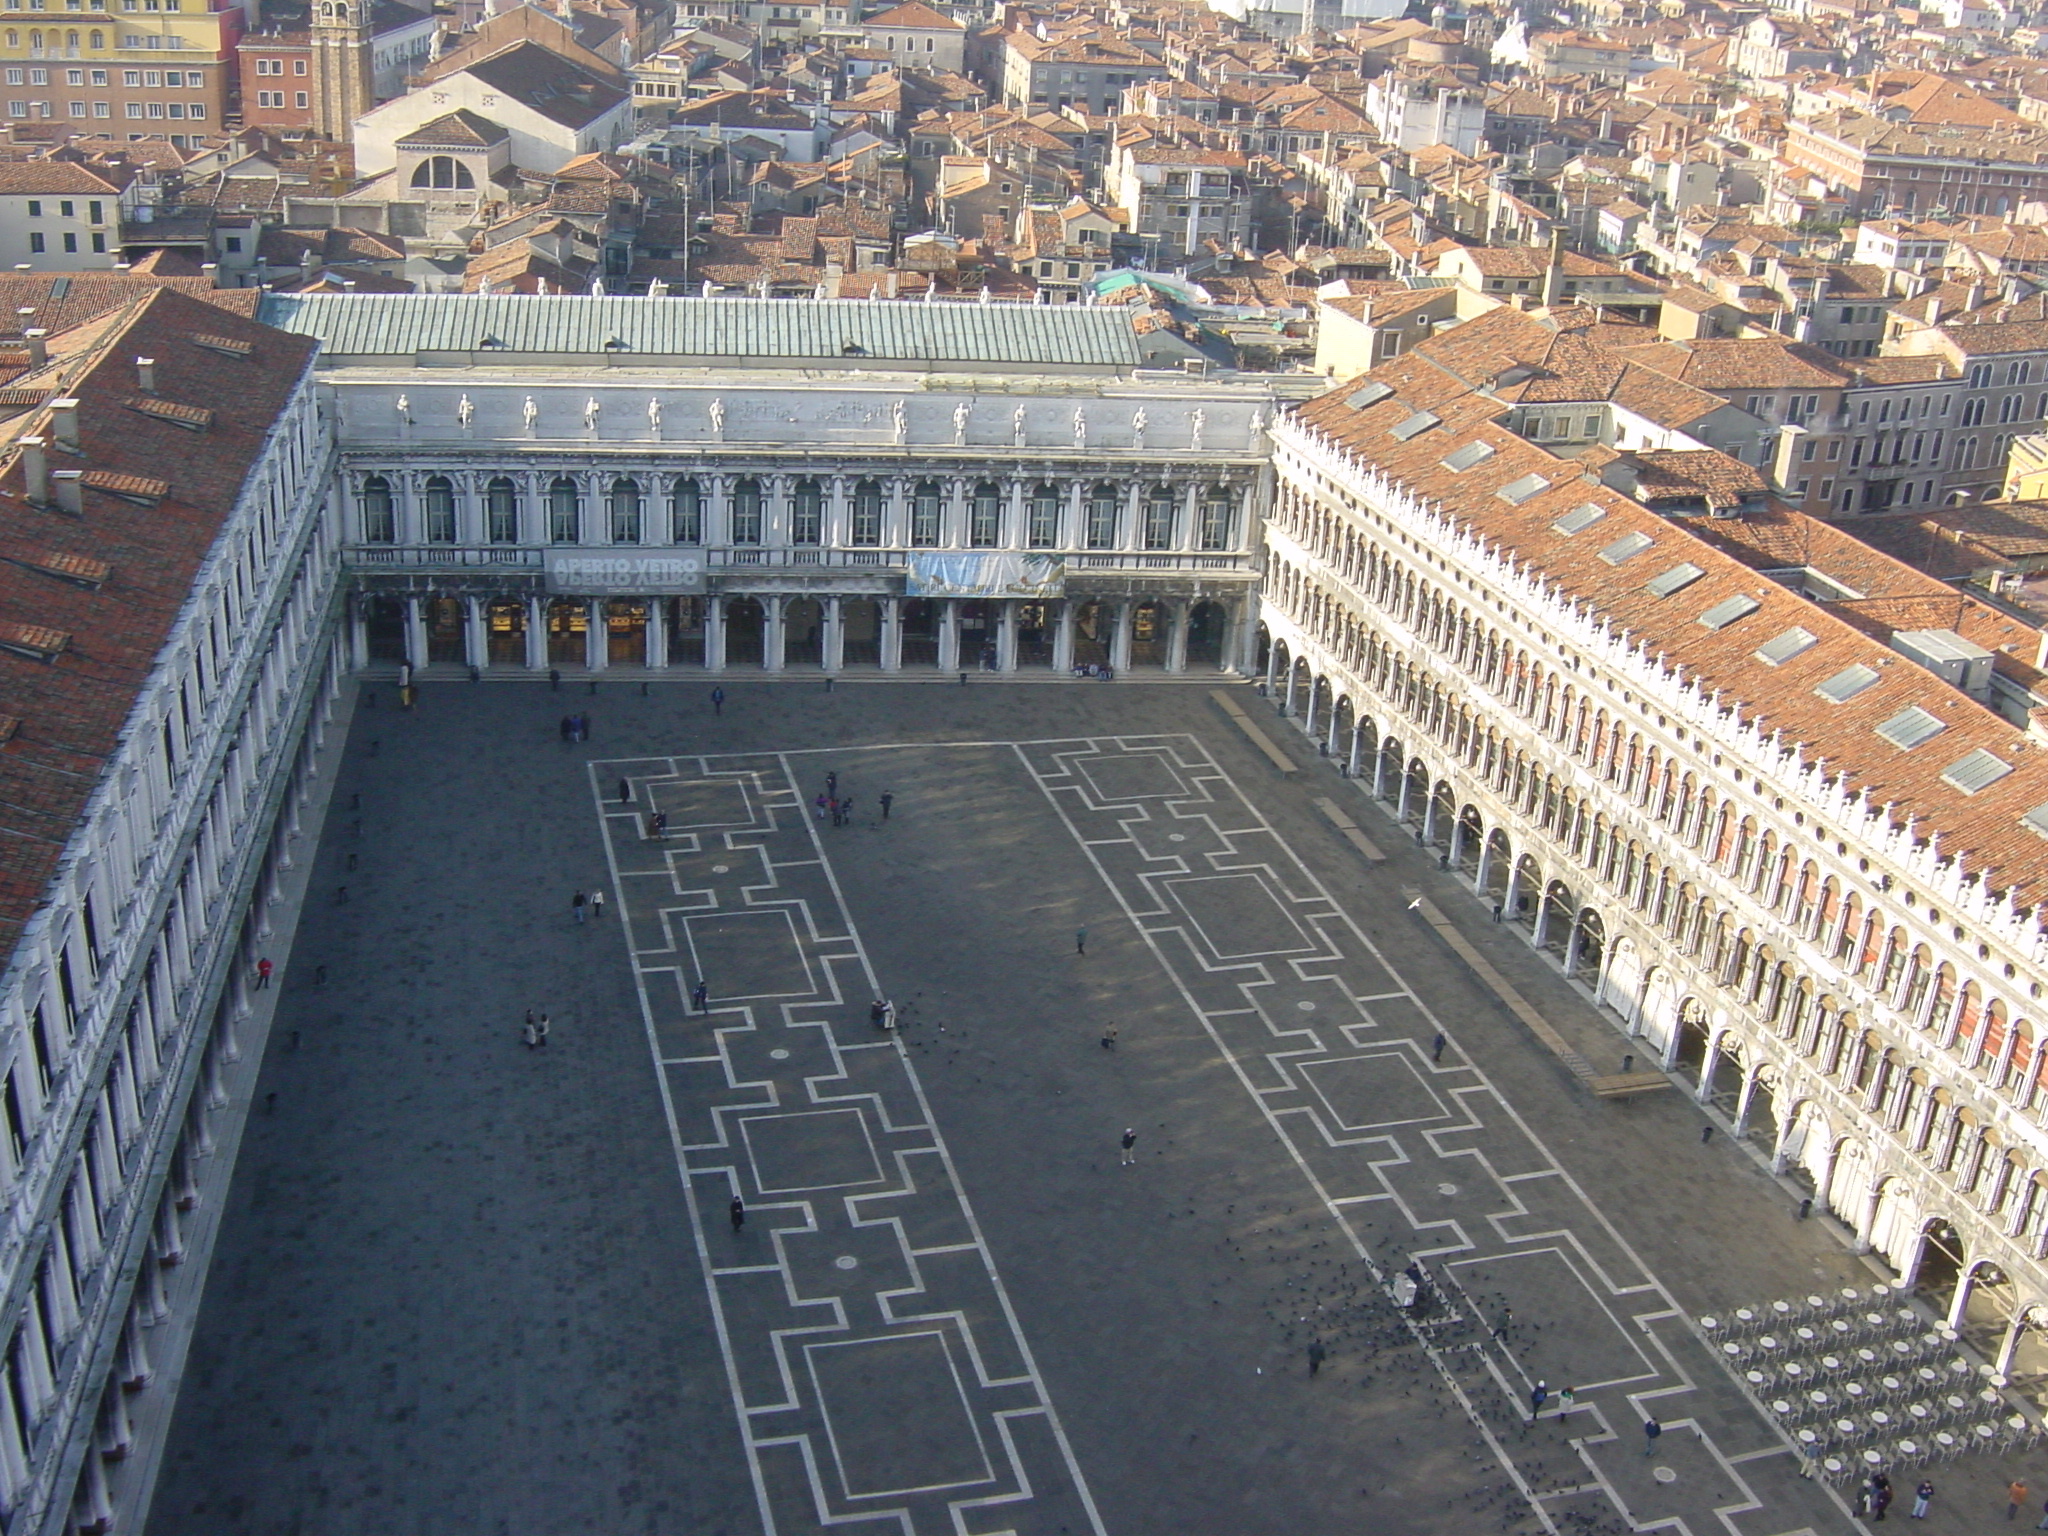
{"left": 6, "top": 34, "right": 20, "bottom": 49}
{"left": 1142, "top": 483, "right": 1177, "bottom": 549}
{"left": 1200, "top": 484, "right": 1234, "bottom": 550}
{"left": 485, "top": 476, "right": 518, "bottom": 543}
{"left": 669, "top": 478, "right": 702, "bottom": 543}
{"left": 792, "top": 477, "right": 823, "bottom": 545}
{"left": 88, "top": 28, "right": 102, "bottom": 46}
{"left": 910, "top": 480, "right": 942, "bottom": 546}
{"left": 608, "top": 477, "right": 642, "bottom": 543}
{"left": 409, "top": 155, "right": 475, "bottom": 190}
{"left": 851, "top": 478, "right": 883, "bottom": 546}
{"left": 422, "top": 474, "right": 456, "bottom": 542}
{"left": 64, "top": 29, "right": 76, "bottom": 47}
{"left": 1027, "top": 482, "right": 1059, "bottom": 548}
{"left": 547, "top": 477, "right": 581, "bottom": 543}
{"left": 969, "top": 481, "right": 1001, "bottom": 547}
{"left": 359, "top": 474, "right": 394, "bottom": 542}
{"left": 1085, "top": 482, "right": 1119, "bottom": 548}
{"left": 730, "top": 477, "right": 762, "bottom": 544}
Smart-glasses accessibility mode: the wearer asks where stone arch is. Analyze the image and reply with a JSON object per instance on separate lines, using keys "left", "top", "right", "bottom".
{"left": 1481, "top": 828, "right": 1513, "bottom": 905}
{"left": 1598, "top": 933, "right": 1640, "bottom": 1020}
{"left": 1456, "top": 806, "right": 1485, "bottom": 878}
{"left": 1671, "top": 995, "right": 1710, "bottom": 1075}
{"left": 1568, "top": 907, "right": 1604, "bottom": 978}
{"left": 1536, "top": 878, "right": 1574, "bottom": 953}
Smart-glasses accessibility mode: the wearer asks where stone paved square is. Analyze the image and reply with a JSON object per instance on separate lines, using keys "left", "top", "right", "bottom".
{"left": 146, "top": 680, "right": 2011, "bottom": 1536}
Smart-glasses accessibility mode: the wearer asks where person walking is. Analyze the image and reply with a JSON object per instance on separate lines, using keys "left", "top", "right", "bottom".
{"left": 1911, "top": 1479, "right": 1934, "bottom": 1519}
{"left": 651, "top": 811, "right": 668, "bottom": 840}
{"left": 711, "top": 686, "right": 725, "bottom": 716}
{"left": 618, "top": 777, "right": 632, "bottom": 803}
{"left": 881, "top": 1000, "right": 897, "bottom": 1032}
{"left": 1101, "top": 1024, "right": 1118, "bottom": 1050}
{"left": 572, "top": 890, "right": 587, "bottom": 924}
{"left": 1557, "top": 1385, "right": 1576, "bottom": 1415}
{"left": 729, "top": 1195, "right": 744, "bottom": 1232}
{"left": 692, "top": 980, "right": 710, "bottom": 1012}
{"left": 255, "top": 958, "right": 272, "bottom": 990}
{"left": 2034, "top": 1495, "right": 2048, "bottom": 1530}
{"left": 522, "top": 1020, "right": 539, "bottom": 1048}
{"left": 815, "top": 794, "right": 829, "bottom": 821}
{"left": 870, "top": 998, "right": 888, "bottom": 1030}
{"left": 559, "top": 715, "right": 572, "bottom": 743}
{"left": 2009, "top": 1478, "right": 2029, "bottom": 1520}
{"left": 590, "top": 890, "right": 605, "bottom": 920}
{"left": 1431, "top": 1031, "right": 1446, "bottom": 1063}
{"left": 825, "top": 771, "right": 837, "bottom": 798}
{"left": 840, "top": 796, "right": 855, "bottom": 823}
{"left": 1871, "top": 1475, "right": 1891, "bottom": 1522}
{"left": 1530, "top": 1381, "right": 1548, "bottom": 1418}
{"left": 1307, "top": 1339, "right": 1326, "bottom": 1377}
{"left": 1076, "top": 926, "right": 1087, "bottom": 955}
{"left": 1643, "top": 1418, "right": 1661, "bottom": 1457}
{"left": 535, "top": 1014, "right": 550, "bottom": 1047}
{"left": 1119, "top": 1127, "right": 1137, "bottom": 1165}
{"left": 880, "top": 793, "right": 893, "bottom": 820}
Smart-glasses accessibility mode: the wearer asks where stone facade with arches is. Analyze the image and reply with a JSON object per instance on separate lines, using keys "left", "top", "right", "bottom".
{"left": 1258, "top": 369, "right": 2048, "bottom": 1395}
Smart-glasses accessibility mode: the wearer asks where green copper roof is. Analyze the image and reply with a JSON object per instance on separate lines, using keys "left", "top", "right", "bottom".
{"left": 258, "top": 294, "right": 1145, "bottom": 370}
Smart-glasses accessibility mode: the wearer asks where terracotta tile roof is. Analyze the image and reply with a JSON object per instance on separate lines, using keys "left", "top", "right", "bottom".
{"left": 0, "top": 290, "right": 315, "bottom": 949}
{"left": 1290, "top": 332, "right": 2048, "bottom": 910}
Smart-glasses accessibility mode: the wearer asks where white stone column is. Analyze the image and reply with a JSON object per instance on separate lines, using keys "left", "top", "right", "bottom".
{"left": 707, "top": 475, "right": 731, "bottom": 547}
{"left": 349, "top": 605, "right": 368, "bottom": 670}
{"left": 997, "top": 600, "right": 1019, "bottom": 671}
{"left": 1473, "top": 834, "right": 1494, "bottom": 898}
{"left": 1054, "top": 600, "right": 1077, "bottom": 672}
{"left": 1165, "top": 599, "right": 1190, "bottom": 673}
{"left": 942, "top": 477, "right": 968, "bottom": 549}
{"left": 764, "top": 595, "right": 786, "bottom": 671}
{"left": 1110, "top": 601, "right": 1135, "bottom": 672}
{"left": 586, "top": 599, "right": 608, "bottom": 670}
{"left": 823, "top": 596, "right": 845, "bottom": 672}
{"left": 706, "top": 596, "right": 728, "bottom": 671}
{"left": 646, "top": 598, "right": 668, "bottom": 668}
{"left": 881, "top": 596, "right": 903, "bottom": 671}
{"left": 826, "top": 476, "right": 850, "bottom": 548}
{"left": 463, "top": 596, "right": 487, "bottom": 670}
{"left": 937, "top": 600, "right": 961, "bottom": 671}
{"left": 403, "top": 596, "right": 428, "bottom": 670}
{"left": 525, "top": 595, "right": 546, "bottom": 670}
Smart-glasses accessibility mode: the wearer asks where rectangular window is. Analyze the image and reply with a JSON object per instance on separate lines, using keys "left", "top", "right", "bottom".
{"left": 292, "top": 56, "right": 304, "bottom": 73}
{"left": 89, "top": 231, "right": 102, "bottom": 252}
{"left": 90, "top": 100, "right": 104, "bottom": 115}
{"left": 66, "top": 100, "right": 82, "bottom": 114}
{"left": 187, "top": 101, "right": 202, "bottom": 118}
{"left": 123, "top": 101, "right": 140, "bottom": 116}
{"left": 1199, "top": 490, "right": 1232, "bottom": 551}
{"left": 88, "top": 67, "right": 103, "bottom": 82}
{"left": 3, "top": 69, "right": 20, "bottom": 84}
{"left": 64, "top": 66, "right": 79, "bottom": 82}
{"left": 122, "top": 68, "right": 138, "bottom": 84}
{"left": 142, "top": 68, "right": 158, "bottom": 84}
{"left": 163, "top": 69, "right": 179, "bottom": 85}
{"left": 7, "top": 101, "right": 25, "bottom": 116}
{"left": 166, "top": 101, "right": 181, "bottom": 115}
{"left": 910, "top": 484, "right": 940, "bottom": 546}
{"left": 60, "top": 232, "right": 74, "bottom": 252}
{"left": 27, "top": 67, "right": 44, "bottom": 84}
{"left": 23, "top": 200, "right": 37, "bottom": 217}
{"left": 27, "top": 232, "right": 43, "bottom": 252}
{"left": 145, "top": 101, "right": 161, "bottom": 116}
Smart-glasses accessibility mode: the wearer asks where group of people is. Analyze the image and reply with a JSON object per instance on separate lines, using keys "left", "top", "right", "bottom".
{"left": 812, "top": 769, "right": 894, "bottom": 829}
{"left": 571, "top": 889, "right": 606, "bottom": 923}
{"left": 1071, "top": 662, "right": 1116, "bottom": 681}
{"left": 558, "top": 713, "right": 593, "bottom": 743}
{"left": 868, "top": 997, "right": 898, "bottom": 1031}
{"left": 521, "top": 1010, "right": 551, "bottom": 1048}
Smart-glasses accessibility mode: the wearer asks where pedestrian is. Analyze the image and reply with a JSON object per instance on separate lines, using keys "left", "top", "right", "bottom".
{"left": 559, "top": 715, "right": 572, "bottom": 743}
{"left": 652, "top": 811, "right": 668, "bottom": 839}
{"left": 880, "top": 792, "right": 893, "bottom": 820}
{"left": 2010, "top": 1478, "right": 2028, "bottom": 1519}
{"left": 619, "top": 777, "right": 632, "bottom": 803}
{"left": 711, "top": 686, "right": 725, "bottom": 716}
{"left": 1101, "top": 1024, "right": 1118, "bottom": 1050}
{"left": 815, "top": 794, "right": 829, "bottom": 821}
{"left": 1872, "top": 1477, "right": 1891, "bottom": 1522}
{"left": 590, "top": 890, "right": 605, "bottom": 920}
{"left": 1492, "top": 1306, "right": 1512, "bottom": 1340}
{"left": 825, "top": 771, "right": 838, "bottom": 797}
{"left": 2035, "top": 1495, "right": 2048, "bottom": 1530}
{"left": 730, "top": 1194, "right": 745, "bottom": 1232}
{"left": 692, "top": 980, "right": 709, "bottom": 1012}
{"left": 882, "top": 1000, "right": 897, "bottom": 1031}
{"left": 535, "top": 1014, "right": 550, "bottom": 1047}
{"left": 1076, "top": 926, "right": 1087, "bottom": 955}
{"left": 1643, "top": 1418, "right": 1661, "bottom": 1456}
{"left": 830, "top": 798, "right": 843, "bottom": 828}
{"left": 1431, "top": 1031, "right": 1446, "bottom": 1063}
{"left": 523, "top": 1021, "right": 539, "bottom": 1048}
{"left": 255, "top": 958, "right": 273, "bottom": 990}
{"left": 1531, "top": 1381, "right": 1547, "bottom": 1418}
{"left": 1491, "top": 901, "right": 1503, "bottom": 922}
{"left": 572, "top": 890, "right": 587, "bottom": 924}
{"left": 1558, "top": 1385, "right": 1576, "bottom": 1415}
{"left": 870, "top": 998, "right": 888, "bottom": 1030}
{"left": 1912, "top": 1479, "right": 1934, "bottom": 1519}
{"left": 1307, "top": 1339, "right": 1326, "bottom": 1377}
{"left": 549, "top": 667, "right": 561, "bottom": 692}
{"left": 1119, "top": 1127, "right": 1137, "bottom": 1165}
{"left": 840, "top": 796, "right": 855, "bottom": 822}
{"left": 1700, "top": 1125, "right": 1714, "bottom": 1144}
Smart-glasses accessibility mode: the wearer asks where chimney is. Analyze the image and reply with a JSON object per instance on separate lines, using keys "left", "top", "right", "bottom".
{"left": 19, "top": 436, "right": 47, "bottom": 504}
{"left": 1540, "top": 226, "right": 1565, "bottom": 307}
{"left": 23, "top": 328, "right": 47, "bottom": 369}
{"left": 1966, "top": 279, "right": 1985, "bottom": 311}
{"left": 1926, "top": 293, "right": 1941, "bottom": 324}
{"left": 50, "top": 469, "right": 82, "bottom": 516}
{"left": 48, "top": 398, "right": 80, "bottom": 454}
{"left": 135, "top": 355, "right": 155, "bottom": 393}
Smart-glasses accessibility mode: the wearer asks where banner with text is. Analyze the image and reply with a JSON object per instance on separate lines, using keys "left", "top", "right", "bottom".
{"left": 545, "top": 551, "right": 705, "bottom": 595}
{"left": 904, "top": 552, "right": 1065, "bottom": 599}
